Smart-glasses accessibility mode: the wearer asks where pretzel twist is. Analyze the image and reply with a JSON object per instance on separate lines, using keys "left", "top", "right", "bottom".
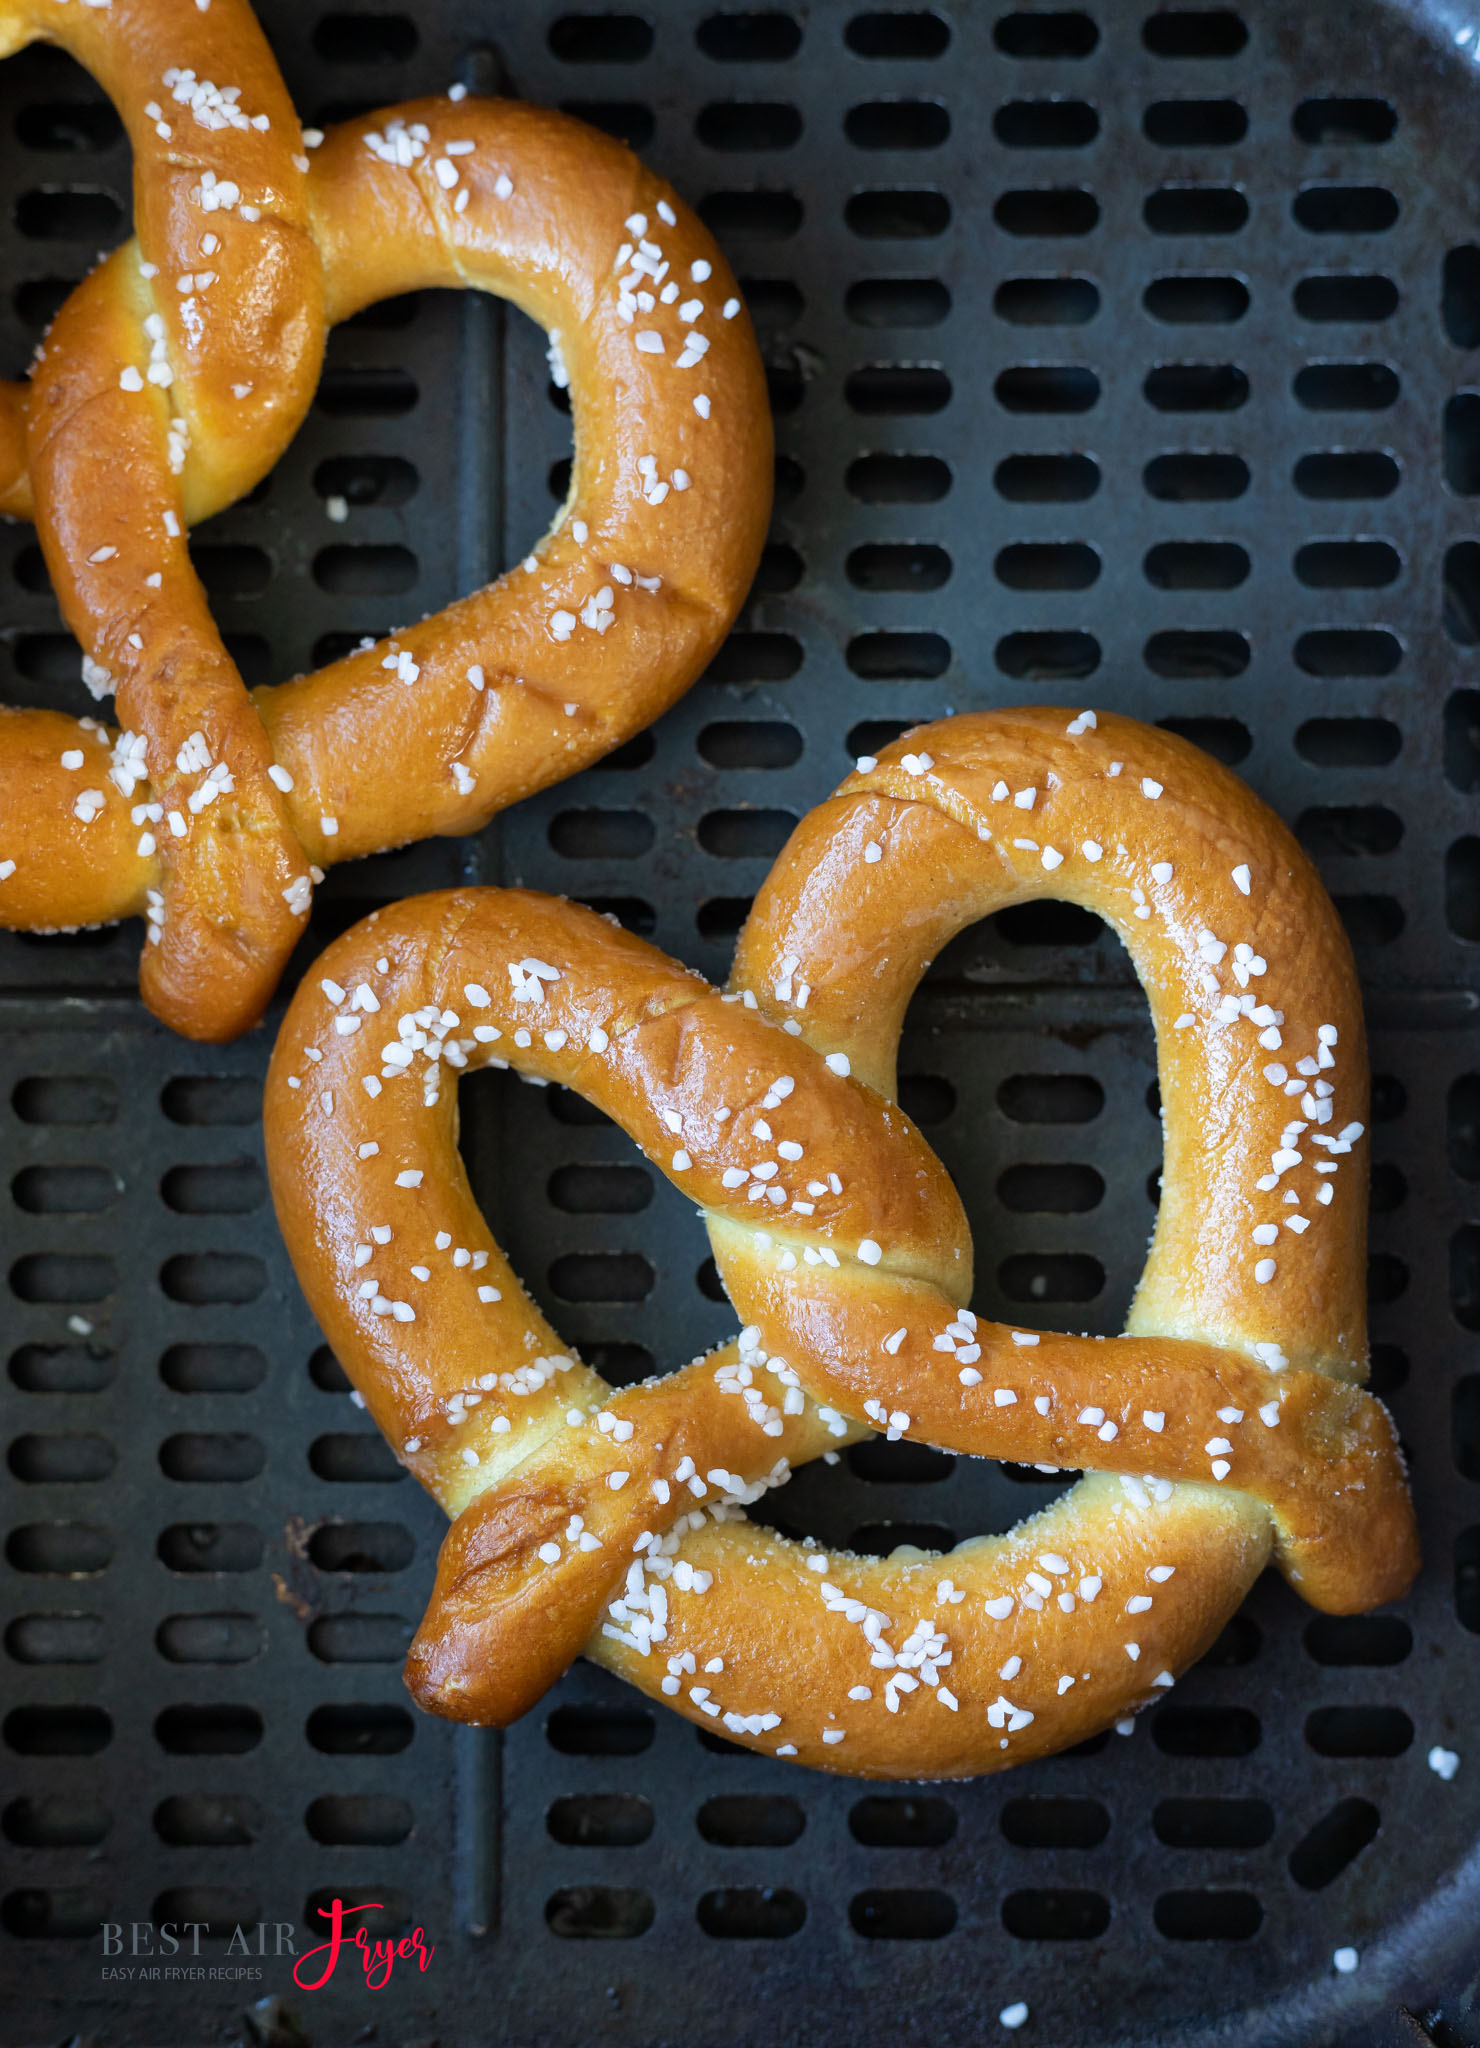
{"left": 1, "top": 18, "right": 770, "bottom": 1040}
{"left": 265, "top": 710, "right": 1417, "bottom": 1778}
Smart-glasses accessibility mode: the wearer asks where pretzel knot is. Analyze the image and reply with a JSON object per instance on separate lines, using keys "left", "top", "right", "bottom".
{"left": 266, "top": 709, "right": 1417, "bottom": 1778}
{"left": 0, "top": 4, "right": 769, "bottom": 1042}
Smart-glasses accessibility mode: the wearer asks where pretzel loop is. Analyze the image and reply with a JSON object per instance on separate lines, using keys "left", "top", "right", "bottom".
{"left": 266, "top": 710, "right": 1417, "bottom": 1778}
{"left": 2, "top": 60, "right": 769, "bottom": 1038}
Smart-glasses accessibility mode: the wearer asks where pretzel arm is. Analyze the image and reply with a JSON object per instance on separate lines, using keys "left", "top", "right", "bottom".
{"left": 707, "top": 1243, "right": 1413, "bottom": 1611}
{"left": 11, "top": 0, "right": 324, "bottom": 1038}
{"left": 31, "top": 255, "right": 309, "bottom": 1030}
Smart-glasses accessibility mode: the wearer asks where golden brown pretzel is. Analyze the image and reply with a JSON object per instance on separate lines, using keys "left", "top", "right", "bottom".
{"left": 2, "top": 62, "right": 770, "bottom": 1039}
{"left": 265, "top": 709, "right": 1417, "bottom": 1778}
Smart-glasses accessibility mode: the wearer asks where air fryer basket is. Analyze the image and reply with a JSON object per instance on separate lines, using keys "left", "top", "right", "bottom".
{"left": 2, "top": 2, "right": 1479, "bottom": 2042}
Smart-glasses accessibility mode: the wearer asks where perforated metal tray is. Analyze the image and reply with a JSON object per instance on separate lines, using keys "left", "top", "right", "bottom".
{"left": 3, "top": 1, "right": 1480, "bottom": 2042}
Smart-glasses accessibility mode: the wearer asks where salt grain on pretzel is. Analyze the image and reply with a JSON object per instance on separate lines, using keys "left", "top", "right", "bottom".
{"left": 0, "top": 38, "right": 770, "bottom": 1041}
{"left": 265, "top": 709, "right": 1416, "bottom": 1777}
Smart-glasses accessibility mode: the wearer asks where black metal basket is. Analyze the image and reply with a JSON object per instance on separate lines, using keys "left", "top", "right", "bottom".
{"left": 2, "top": 2, "right": 1478, "bottom": 2042}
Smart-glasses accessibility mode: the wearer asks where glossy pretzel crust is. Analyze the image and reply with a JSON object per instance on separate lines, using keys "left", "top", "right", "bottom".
{"left": 265, "top": 709, "right": 1417, "bottom": 1777}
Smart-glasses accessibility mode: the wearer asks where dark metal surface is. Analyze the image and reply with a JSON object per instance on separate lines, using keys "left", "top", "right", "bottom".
{"left": 2, "top": 1, "right": 1480, "bottom": 2042}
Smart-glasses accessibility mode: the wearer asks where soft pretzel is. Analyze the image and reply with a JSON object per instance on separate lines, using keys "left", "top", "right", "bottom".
{"left": 1, "top": 43, "right": 770, "bottom": 1041}
{"left": 264, "top": 709, "right": 1417, "bottom": 1778}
